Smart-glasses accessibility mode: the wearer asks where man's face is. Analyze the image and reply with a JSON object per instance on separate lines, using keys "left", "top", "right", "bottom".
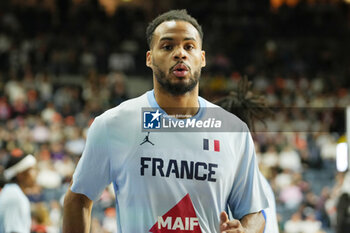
{"left": 146, "top": 20, "right": 206, "bottom": 96}
{"left": 18, "top": 167, "right": 37, "bottom": 188}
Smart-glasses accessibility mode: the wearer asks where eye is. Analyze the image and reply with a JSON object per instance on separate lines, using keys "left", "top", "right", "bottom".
{"left": 185, "top": 44, "right": 194, "bottom": 50}
{"left": 162, "top": 45, "right": 173, "bottom": 51}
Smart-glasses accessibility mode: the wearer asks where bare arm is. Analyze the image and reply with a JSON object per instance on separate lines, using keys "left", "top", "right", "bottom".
{"left": 240, "top": 212, "right": 265, "bottom": 233}
{"left": 220, "top": 211, "right": 265, "bottom": 233}
{"left": 63, "top": 188, "right": 93, "bottom": 233}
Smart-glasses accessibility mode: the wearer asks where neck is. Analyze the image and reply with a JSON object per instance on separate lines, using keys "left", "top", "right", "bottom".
{"left": 154, "top": 84, "right": 199, "bottom": 118}
{"left": 18, "top": 182, "right": 27, "bottom": 193}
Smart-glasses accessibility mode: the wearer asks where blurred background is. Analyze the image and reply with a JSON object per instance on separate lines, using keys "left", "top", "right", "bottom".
{"left": 0, "top": 0, "right": 349, "bottom": 232}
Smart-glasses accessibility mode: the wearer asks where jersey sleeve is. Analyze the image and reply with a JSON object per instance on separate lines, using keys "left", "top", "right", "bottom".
{"left": 227, "top": 131, "right": 269, "bottom": 220}
{"left": 71, "top": 115, "right": 112, "bottom": 201}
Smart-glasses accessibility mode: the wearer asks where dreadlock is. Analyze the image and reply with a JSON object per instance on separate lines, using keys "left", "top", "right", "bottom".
{"left": 214, "top": 76, "right": 272, "bottom": 130}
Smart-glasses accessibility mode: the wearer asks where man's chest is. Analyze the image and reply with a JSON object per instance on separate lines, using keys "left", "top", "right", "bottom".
{"left": 109, "top": 132, "right": 241, "bottom": 192}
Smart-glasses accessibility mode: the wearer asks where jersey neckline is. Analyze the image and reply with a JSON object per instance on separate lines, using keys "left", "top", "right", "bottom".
{"left": 146, "top": 89, "right": 206, "bottom": 121}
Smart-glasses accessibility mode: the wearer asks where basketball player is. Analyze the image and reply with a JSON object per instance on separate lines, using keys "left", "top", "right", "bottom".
{"left": 0, "top": 154, "right": 37, "bottom": 233}
{"left": 63, "top": 10, "right": 268, "bottom": 233}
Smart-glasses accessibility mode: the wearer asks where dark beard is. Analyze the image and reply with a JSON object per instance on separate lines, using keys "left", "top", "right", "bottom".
{"left": 153, "top": 64, "right": 201, "bottom": 96}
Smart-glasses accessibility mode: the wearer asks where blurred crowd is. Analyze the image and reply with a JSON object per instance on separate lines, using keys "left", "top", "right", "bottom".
{"left": 0, "top": 0, "right": 350, "bottom": 232}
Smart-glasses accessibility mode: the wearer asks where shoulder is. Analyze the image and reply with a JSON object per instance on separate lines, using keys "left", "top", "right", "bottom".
{"left": 94, "top": 92, "right": 148, "bottom": 125}
{"left": 0, "top": 184, "right": 27, "bottom": 206}
{"left": 200, "top": 96, "right": 249, "bottom": 133}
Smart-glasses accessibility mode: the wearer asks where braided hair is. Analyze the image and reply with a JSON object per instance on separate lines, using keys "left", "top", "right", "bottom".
{"left": 214, "top": 76, "right": 271, "bottom": 130}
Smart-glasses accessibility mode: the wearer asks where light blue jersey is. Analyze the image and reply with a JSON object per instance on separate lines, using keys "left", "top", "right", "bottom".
{"left": 71, "top": 90, "right": 268, "bottom": 233}
{"left": 0, "top": 184, "right": 31, "bottom": 233}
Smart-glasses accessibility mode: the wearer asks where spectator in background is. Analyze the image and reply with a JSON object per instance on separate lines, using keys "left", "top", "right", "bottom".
{"left": 0, "top": 97, "right": 11, "bottom": 121}
{"left": 31, "top": 202, "right": 50, "bottom": 233}
{"left": 336, "top": 172, "right": 350, "bottom": 233}
{"left": 261, "top": 145, "right": 279, "bottom": 170}
{"left": 278, "top": 145, "right": 302, "bottom": 173}
{"left": 284, "top": 212, "right": 304, "bottom": 233}
{"left": 0, "top": 153, "right": 37, "bottom": 233}
{"left": 279, "top": 174, "right": 303, "bottom": 210}
{"left": 285, "top": 211, "right": 323, "bottom": 233}
{"left": 108, "top": 72, "right": 129, "bottom": 106}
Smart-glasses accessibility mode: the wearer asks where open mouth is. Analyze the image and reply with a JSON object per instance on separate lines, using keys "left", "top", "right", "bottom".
{"left": 172, "top": 63, "right": 189, "bottom": 77}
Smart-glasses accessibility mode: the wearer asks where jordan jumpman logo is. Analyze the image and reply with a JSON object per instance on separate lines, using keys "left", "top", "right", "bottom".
{"left": 140, "top": 132, "right": 154, "bottom": 145}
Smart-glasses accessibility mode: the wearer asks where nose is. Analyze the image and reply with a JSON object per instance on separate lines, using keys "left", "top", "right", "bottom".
{"left": 173, "top": 47, "right": 187, "bottom": 60}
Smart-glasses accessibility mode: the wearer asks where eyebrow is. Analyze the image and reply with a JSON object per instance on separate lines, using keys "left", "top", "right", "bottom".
{"left": 159, "top": 37, "right": 197, "bottom": 42}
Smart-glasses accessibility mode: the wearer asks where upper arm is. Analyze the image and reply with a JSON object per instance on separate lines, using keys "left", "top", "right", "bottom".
{"left": 64, "top": 188, "right": 93, "bottom": 209}
{"left": 63, "top": 188, "right": 93, "bottom": 233}
{"left": 71, "top": 116, "right": 112, "bottom": 201}
{"left": 228, "top": 131, "right": 268, "bottom": 219}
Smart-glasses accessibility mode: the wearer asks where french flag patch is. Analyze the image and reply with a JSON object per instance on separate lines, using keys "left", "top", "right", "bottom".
{"left": 203, "top": 139, "right": 220, "bottom": 152}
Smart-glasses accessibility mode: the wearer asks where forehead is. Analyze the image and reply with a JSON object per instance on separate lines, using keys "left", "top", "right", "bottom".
{"left": 153, "top": 20, "right": 201, "bottom": 43}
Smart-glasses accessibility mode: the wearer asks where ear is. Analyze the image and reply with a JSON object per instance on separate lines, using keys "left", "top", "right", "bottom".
{"left": 146, "top": 51, "right": 152, "bottom": 68}
{"left": 201, "top": 50, "right": 206, "bottom": 67}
